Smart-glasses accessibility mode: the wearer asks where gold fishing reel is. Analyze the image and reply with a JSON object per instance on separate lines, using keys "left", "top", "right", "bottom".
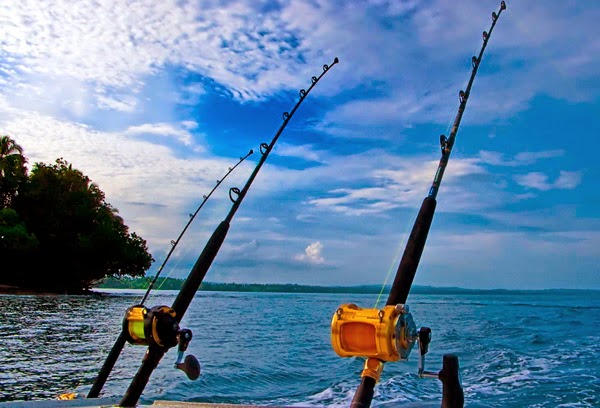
{"left": 331, "top": 303, "right": 447, "bottom": 385}
{"left": 123, "top": 305, "right": 201, "bottom": 380}
{"left": 331, "top": 303, "right": 417, "bottom": 362}
{"left": 123, "top": 305, "right": 180, "bottom": 348}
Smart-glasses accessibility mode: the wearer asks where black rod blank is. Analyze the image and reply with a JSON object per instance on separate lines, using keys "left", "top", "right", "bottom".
{"left": 350, "top": 3, "right": 506, "bottom": 407}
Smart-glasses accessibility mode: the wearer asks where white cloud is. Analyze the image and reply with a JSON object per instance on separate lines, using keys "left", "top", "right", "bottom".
{"left": 484, "top": 207, "right": 599, "bottom": 232}
{"left": 0, "top": 0, "right": 598, "bottom": 128}
{"left": 295, "top": 241, "right": 325, "bottom": 264}
{"left": 479, "top": 150, "right": 565, "bottom": 166}
{"left": 96, "top": 94, "right": 138, "bottom": 113}
{"left": 315, "top": 0, "right": 599, "bottom": 136}
{"left": 0, "top": 0, "right": 320, "bottom": 100}
{"left": 181, "top": 121, "right": 199, "bottom": 130}
{"left": 124, "top": 122, "right": 198, "bottom": 147}
{"left": 514, "top": 171, "right": 582, "bottom": 191}
{"left": 305, "top": 155, "right": 489, "bottom": 216}
{"left": 275, "top": 143, "right": 322, "bottom": 162}
{"left": 514, "top": 172, "right": 550, "bottom": 191}
{"left": 227, "top": 239, "right": 260, "bottom": 255}
{"left": 554, "top": 171, "right": 583, "bottom": 190}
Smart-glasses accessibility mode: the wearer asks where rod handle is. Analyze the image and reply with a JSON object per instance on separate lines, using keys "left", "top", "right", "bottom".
{"left": 440, "top": 354, "right": 464, "bottom": 408}
{"left": 350, "top": 376, "right": 376, "bottom": 408}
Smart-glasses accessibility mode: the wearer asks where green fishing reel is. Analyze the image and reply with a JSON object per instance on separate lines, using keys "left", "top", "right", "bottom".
{"left": 123, "top": 305, "right": 200, "bottom": 380}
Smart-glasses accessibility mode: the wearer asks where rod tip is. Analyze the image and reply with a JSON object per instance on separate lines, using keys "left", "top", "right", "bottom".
{"left": 334, "top": 57, "right": 339, "bottom": 64}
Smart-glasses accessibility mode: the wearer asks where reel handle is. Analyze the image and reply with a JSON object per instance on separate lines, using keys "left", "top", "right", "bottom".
{"left": 176, "top": 354, "right": 201, "bottom": 381}
{"left": 174, "top": 328, "right": 201, "bottom": 380}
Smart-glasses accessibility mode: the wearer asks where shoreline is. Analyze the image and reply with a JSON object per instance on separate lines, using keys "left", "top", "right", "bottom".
{"left": 0, "top": 284, "right": 90, "bottom": 296}
{"left": 2, "top": 283, "right": 598, "bottom": 296}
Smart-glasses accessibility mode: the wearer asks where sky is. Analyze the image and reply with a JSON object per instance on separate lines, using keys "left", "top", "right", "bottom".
{"left": 0, "top": 0, "right": 598, "bottom": 290}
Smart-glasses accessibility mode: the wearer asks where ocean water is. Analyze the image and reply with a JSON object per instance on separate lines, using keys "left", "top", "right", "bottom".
{"left": 0, "top": 289, "right": 598, "bottom": 407}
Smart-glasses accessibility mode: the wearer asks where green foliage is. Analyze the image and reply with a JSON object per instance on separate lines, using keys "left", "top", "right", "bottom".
{"left": 0, "top": 143, "right": 154, "bottom": 293}
{"left": 0, "top": 135, "right": 28, "bottom": 208}
{"left": 99, "top": 276, "right": 183, "bottom": 290}
{"left": 0, "top": 208, "right": 39, "bottom": 285}
{"left": 97, "top": 277, "right": 386, "bottom": 294}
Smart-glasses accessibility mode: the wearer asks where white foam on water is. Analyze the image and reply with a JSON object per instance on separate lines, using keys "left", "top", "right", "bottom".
{"left": 465, "top": 380, "right": 507, "bottom": 396}
{"left": 292, "top": 381, "right": 355, "bottom": 407}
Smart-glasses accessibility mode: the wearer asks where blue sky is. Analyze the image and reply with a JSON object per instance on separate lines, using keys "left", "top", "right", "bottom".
{"left": 0, "top": 0, "right": 597, "bottom": 289}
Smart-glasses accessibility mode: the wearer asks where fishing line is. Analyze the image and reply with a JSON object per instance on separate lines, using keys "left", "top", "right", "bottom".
{"left": 374, "top": 235, "right": 412, "bottom": 306}
{"left": 147, "top": 221, "right": 214, "bottom": 303}
{"left": 139, "top": 150, "right": 253, "bottom": 305}
{"left": 87, "top": 150, "right": 252, "bottom": 399}
{"left": 147, "top": 165, "right": 257, "bottom": 300}
{"left": 373, "top": 165, "right": 435, "bottom": 308}
{"left": 146, "top": 263, "right": 177, "bottom": 305}
{"left": 147, "top": 245, "right": 181, "bottom": 298}
{"left": 374, "top": 239, "right": 405, "bottom": 309}
{"left": 373, "top": 206, "right": 417, "bottom": 308}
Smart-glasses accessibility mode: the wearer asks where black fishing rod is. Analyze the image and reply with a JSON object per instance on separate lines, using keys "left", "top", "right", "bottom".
{"left": 118, "top": 57, "right": 339, "bottom": 407}
{"left": 139, "top": 149, "right": 254, "bottom": 305}
{"left": 87, "top": 150, "right": 253, "bottom": 399}
{"left": 331, "top": 3, "right": 506, "bottom": 408}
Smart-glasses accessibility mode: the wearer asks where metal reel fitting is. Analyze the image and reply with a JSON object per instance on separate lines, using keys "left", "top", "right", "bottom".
{"left": 331, "top": 303, "right": 417, "bottom": 362}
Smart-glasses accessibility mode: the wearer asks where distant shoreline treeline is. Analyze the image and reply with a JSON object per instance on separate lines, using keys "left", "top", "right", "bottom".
{"left": 98, "top": 276, "right": 385, "bottom": 293}
{"left": 96, "top": 276, "right": 597, "bottom": 295}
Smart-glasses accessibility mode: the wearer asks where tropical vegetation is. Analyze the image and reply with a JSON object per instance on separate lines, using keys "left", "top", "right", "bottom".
{"left": 0, "top": 136, "right": 153, "bottom": 293}
{"left": 0, "top": 135, "right": 27, "bottom": 208}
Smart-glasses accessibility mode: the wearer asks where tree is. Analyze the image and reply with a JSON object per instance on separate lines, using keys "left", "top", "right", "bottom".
{"left": 0, "top": 208, "right": 39, "bottom": 285}
{"left": 9, "top": 158, "right": 154, "bottom": 292}
{"left": 0, "top": 135, "right": 27, "bottom": 208}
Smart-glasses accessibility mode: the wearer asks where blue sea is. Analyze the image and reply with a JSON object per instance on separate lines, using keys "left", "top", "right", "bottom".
{"left": 0, "top": 289, "right": 598, "bottom": 407}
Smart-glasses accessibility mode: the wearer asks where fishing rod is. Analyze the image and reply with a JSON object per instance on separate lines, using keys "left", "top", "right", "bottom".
{"left": 87, "top": 150, "right": 253, "bottom": 399}
{"left": 330, "top": 3, "right": 506, "bottom": 408}
{"left": 139, "top": 149, "right": 254, "bottom": 305}
{"left": 117, "top": 57, "right": 339, "bottom": 407}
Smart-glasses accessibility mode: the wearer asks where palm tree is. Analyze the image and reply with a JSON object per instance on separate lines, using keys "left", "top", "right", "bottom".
{"left": 0, "top": 135, "right": 27, "bottom": 208}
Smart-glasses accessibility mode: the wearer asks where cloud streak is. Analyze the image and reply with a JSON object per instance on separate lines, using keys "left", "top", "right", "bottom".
{"left": 514, "top": 171, "right": 583, "bottom": 191}
{"left": 479, "top": 150, "right": 565, "bottom": 167}
{"left": 124, "top": 122, "right": 199, "bottom": 147}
